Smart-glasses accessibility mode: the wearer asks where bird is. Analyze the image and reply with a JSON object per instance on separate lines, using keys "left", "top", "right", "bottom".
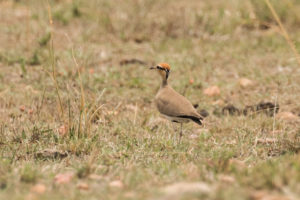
{"left": 150, "top": 62, "right": 203, "bottom": 139}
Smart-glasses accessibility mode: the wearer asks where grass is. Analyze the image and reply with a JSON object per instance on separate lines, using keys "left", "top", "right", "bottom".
{"left": 0, "top": 0, "right": 300, "bottom": 199}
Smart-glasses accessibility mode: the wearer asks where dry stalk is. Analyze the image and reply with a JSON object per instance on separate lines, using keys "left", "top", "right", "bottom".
{"left": 264, "top": 0, "right": 300, "bottom": 67}
{"left": 46, "top": 0, "right": 64, "bottom": 117}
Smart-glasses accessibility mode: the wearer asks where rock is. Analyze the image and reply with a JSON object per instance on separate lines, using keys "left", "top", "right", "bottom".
{"left": 125, "top": 104, "right": 138, "bottom": 112}
{"left": 218, "top": 175, "right": 235, "bottom": 183}
{"left": 88, "top": 174, "right": 104, "bottom": 181}
{"left": 239, "top": 78, "right": 254, "bottom": 88}
{"left": 109, "top": 180, "right": 123, "bottom": 189}
{"left": 203, "top": 86, "right": 220, "bottom": 97}
{"left": 162, "top": 182, "right": 212, "bottom": 197}
{"left": 189, "top": 134, "right": 198, "bottom": 139}
{"left": 77, "top": 182, "right": 89, "bottom": 190}
{"left": 31, "top": 183, "right": 46, "bottom": 194}
{"left": 212, "top": 99, "right": 225, "bottom": 106}
{"left": 54, "top": 173, "right": 74, "bottom": 184}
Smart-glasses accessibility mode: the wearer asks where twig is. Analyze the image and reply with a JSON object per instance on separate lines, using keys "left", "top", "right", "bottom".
{"left": 264, "top": 0, "right": 300, "bottom": 67}
{"left": 46, "top": 0, "right": 64, "bottom": 117}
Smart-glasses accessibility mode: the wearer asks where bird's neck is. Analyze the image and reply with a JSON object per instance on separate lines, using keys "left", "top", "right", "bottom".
{"left": 161, "top": 78, "right": 168, "bottom": 87}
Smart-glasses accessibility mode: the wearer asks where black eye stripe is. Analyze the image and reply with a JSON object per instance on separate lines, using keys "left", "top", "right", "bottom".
{"left": 157, "top": 66, "right": 169, "bottom": 72}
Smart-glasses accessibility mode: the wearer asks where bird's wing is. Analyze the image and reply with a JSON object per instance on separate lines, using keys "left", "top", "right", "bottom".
{"left": 155, "top": 86, "right": 202, "bottom": 119}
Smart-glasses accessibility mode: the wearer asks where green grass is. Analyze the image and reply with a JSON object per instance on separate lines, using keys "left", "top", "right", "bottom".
{"left": 0, "top": 0, "right": 300, "bottom": 199}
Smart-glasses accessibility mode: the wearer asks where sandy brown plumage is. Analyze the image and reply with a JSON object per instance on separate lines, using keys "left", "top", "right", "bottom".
{"left": 155, "top": 85, "right": 203, "bottom": 125}
{"left": 150, "top": 63, "right": 203, "bottom": 138}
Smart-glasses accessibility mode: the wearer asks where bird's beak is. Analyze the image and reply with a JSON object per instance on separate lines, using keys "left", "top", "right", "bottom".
{"left": 149, "top": 66, "right": 155, "bottom": 70}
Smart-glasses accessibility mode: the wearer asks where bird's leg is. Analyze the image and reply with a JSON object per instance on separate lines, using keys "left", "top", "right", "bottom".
{"left": 179, "top": 123, "right": 183, "bottom": 142}
{"left": 171, "top": 122, "right": 177, "bottom": 142}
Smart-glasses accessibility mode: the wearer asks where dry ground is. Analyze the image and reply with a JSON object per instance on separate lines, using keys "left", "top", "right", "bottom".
{"left": 1, "top": 0, "right": 300, "bottom": 199}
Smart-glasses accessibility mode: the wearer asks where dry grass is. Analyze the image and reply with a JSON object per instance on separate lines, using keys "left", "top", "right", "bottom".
{"left": 0, "top": 0, "right": 300, "bottom": 199}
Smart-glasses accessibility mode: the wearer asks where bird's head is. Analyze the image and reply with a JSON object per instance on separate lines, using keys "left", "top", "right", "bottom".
{"left": 149, "top": 62, "right": 171, "bottom": 80}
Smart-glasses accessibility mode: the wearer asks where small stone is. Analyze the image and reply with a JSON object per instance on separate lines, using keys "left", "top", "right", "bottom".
{"left": 162, "top": 182, "right": 212, "bottom": 196}
{"left": 239, "top": 78, "right": 254, "bottom": 88}
{"left": 88, "top": 174, "right": 104, "bottom": 181}
{"left": 203, "top": 86, "right": 220, "bottom": 97}
{"left": 28, "top": 109, "right": 34, "bottom": 115}
{"left": 89, "top": 68, "right": 94, "bottom": 74}
{"left": 212, "top": 99, "right": 224, "bottom": 106}
{"left": 19, "top": 105, "right": 26, "bottom": 112}
{"left": 54, "top": 173, "right": 74, "bottom": 184}
{"left": 218, "top": 175, "right": 235, "bottom": 183}
{"left": 77, "top": 182, "right": 89, "bottom": 190}
{"left": 31, "top": 183, "right": 46, "bottom": 194}
{"left": 109, "top": 180, "right": 123, "bottom": 188}
{"left": 189, "top": 134, "right": 198, "bottom": 139}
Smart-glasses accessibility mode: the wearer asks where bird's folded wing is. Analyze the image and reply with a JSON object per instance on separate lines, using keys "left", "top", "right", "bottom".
{"left": 155, "top": 88, "right": 201, "bottom": 118}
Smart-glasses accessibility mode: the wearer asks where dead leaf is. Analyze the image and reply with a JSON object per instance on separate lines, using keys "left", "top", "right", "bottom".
{"left": 77, "top": 182, "right": 89, "bottom": 190}
{"left": 212, "top": 99, "right": 225, "bottom": 106}
{"left": 54, "top": 173, "right": 74, "bottom": 184}
{"left": 35, "top": 149, "right": 68, "bottom": 160}
{"left": 125, "top": 104, "right": 138, "bottom": 112}
{"left": 58, "top": 125, "right": 67, "bottom": 136}
{"left": 218, "top": 175, "right": 235, "bottom": 183}
{"left": 120, "top": 58, "right": 146, "bottom": 66}
{"left": 109, "top": 180, "right": 123, "bottom": 189}
{"left": 256, "top": 138, "right": 278, "bottom": 144}
{"left": 276, "top": 112, "right": 299, "bottom": 121}
{"left": 226, "top": 139, "right": 237, "bottom": 145}
{"left": 31, "top": 183, "right": 46, "bottom": 194}
{"left": 239, "top": 78, "right": 254, "bottom": 88}
{"left": 203, "top": 86, "right": 220, "bottom": 97}
{"left": 189, "top": 134, "right": 198, "bottom": 139}
{"left": 19, "top": 105, "right": 26, "bottom": 112}
{"left": 28, "top": 109, "right": 34, "bottom": 115}
{"left": 89, "top": 68, "right": 94, "bottom": 74}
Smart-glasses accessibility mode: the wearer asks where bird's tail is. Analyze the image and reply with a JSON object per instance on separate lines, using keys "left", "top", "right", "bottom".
{"left": 191, "top": 117, "right": 202, "bottom": 125}
{"left": 178, "top": 115, "right": 203, "bottom": 126}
